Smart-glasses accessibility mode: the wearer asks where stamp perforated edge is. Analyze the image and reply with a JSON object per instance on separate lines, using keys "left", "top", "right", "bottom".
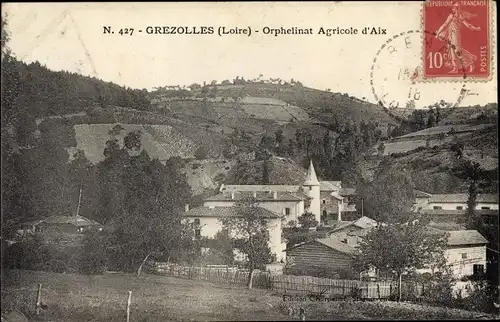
{"left": 417, "top": 0, "right": 496, "bottom": 83}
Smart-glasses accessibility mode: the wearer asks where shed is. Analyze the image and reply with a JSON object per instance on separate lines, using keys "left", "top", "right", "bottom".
{"left": 286, "top": 237, "right": 359, "bottom": 279}
{"left": 35, "top": 215, "right": 103, "bottom": 234}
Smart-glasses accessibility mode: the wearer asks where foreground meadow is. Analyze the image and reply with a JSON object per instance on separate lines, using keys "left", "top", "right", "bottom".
{"left": 1, "top": 270, "right": 496, "bottom": 321}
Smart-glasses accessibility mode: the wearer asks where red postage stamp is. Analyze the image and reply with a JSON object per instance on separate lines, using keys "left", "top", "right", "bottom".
{"left": 423, "top": 0, "right": 492, "bottom": 80}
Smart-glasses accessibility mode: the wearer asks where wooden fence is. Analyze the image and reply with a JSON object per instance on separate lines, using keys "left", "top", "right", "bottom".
{"left": 146, "top": 262, "right": 424, "bottom": 300}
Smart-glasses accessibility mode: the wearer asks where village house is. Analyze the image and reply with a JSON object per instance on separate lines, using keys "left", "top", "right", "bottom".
{"left": 218, "top": 160, "right": 358, "bottom": 226}
{"left": 416, "top": 192, "right": 499, "bottom": 211}
{"left": 320, "top": 181, "right": 359, "bottom": 223}
{"left": 206, "top": 189, "right": 307, "bottom": 226}
{"left": 19, "top": 215, "right": 103, "bottom": 236}
{"left": 326, "top": 216, "right": 489, "bottom": 279}
{"left": 419, "top": 228, "right": 489, "bottom": 278}
{"left": 326, "top": 216, "right": 379, "bottom": 247}
{"left": 414, "top": 190, "right": 499, "bottom": 224}
{"left": 218, "top": 160, "right": 321, "bottom": 225}
{"left": 182, "top": 205, "right": 286, "bottom": 262}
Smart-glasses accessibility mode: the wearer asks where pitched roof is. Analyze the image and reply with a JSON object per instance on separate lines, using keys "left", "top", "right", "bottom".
{"left": 320, "top": 181, "right": 342, "bottom": 191}
{"left": 183, "top": 206, "right": 281, "bottom": 219}
{"left": 21, "top": 219, "right": 44, "bottom": 227}
{"left": 206, "top": 191, "right": 307, "bottom": 202}
{"left": 414, "top": 190, "right": 433, "bottom": 198}
{"left": 429, "top": 194, "right": 499, "bottom": 204}
{"left": 303, "top": 160, "right": 320, "bottom": 186}
{"left": 446, "top": 230, "right": 489, "bottom": 246}
{"left": 315, "top": 238, "right": 358, "bottom": 256}
{"left": 220, "top": 184, "right": 301, "bottom": 193}
{"left": 424, "top": 227, "right": 489, "bottom": 246}
{"left": 427, "top": 221, "right": 467, "bottom": 231}
{"left": 339, "top": 188, "right": 357, "bottom": 196}
{"left": 39, "top": 215, "right": 102, "bottom": 227}
{"left": 330, "top": 192, "right": 344, "bottom": 200}
{"left": 420, "top": 209, "right": 499, "bottom": 216}
{"left": 329, "top": 216, "right": 378, "bottom": 233}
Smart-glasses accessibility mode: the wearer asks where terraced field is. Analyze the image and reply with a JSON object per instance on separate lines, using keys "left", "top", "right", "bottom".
{"left": 74, "top": 124, "right": 196, "bottom": 164}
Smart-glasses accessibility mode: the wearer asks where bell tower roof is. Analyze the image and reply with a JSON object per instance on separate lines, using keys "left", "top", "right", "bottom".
{"left": 303, "top": 160, "right": 320, "bottom": 186}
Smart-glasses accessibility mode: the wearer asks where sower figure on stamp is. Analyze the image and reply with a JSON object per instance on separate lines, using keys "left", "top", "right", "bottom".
{"left": 435, "top": 2, "right": 481, "bottom": 74}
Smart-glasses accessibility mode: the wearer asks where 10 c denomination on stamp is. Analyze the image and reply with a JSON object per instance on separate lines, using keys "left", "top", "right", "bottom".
{"left": 423, "top": 0, "right": 493, "bottom": 80}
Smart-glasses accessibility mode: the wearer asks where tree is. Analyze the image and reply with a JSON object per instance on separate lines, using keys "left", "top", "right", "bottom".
{"left": 360, "top": 168, "right": 415, "bottom": 223}
{"left": 262, "top": 158, "right": 270, "bottom": 184}
{"left": 274, "top": 129, "right": 284, "bottom": 146}
{"left": 356, "top": 221, "right": 448, "bottom": 302}
{"left": 377, "top": 142, "right": 385, "bottom": 155}
{"left": 219, "top": 197, "right": 273, "bottom": 288}
{"left": 427, "top": 107, "right": 435, "bottom": 128}
{"left": 435, "top": 104, "right": 441, "bottom": 124}
{"left": 259, "top": 135, "right": 274, "bottom": 151}
{"left": 194, "top": 146, "right": 209, "bottom": 160}
{"left": 123, "top": 131, "right": 142, "bottom": 152}
{"left": 465, "top": 163, "right": 480, "bottom": 227}
{"left": 297, "top": 212, "right": 318, "bottom": 230}
{"left": 210, "top": 229, "right": 235, "bottom": 266}
{"left": 450, "top": 140, "right": 464, "bottom": 159}
{"left": 97, "top": 132, "right": 193, "bottom": 273}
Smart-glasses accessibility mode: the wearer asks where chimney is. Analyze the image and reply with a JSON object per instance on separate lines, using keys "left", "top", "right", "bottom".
{"left": 273, "top": 191, "right": 277, "bottom": 199}
{"left": 231, "top": 191, "right": 235, "bottom": 200}
{"left": 185, "top": 204, "right": 189, "bottom": 212}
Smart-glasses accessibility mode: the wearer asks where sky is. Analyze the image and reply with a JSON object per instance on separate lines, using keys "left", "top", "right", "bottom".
{"left": 2, "top": 2, "right": 497, "bottom": 109}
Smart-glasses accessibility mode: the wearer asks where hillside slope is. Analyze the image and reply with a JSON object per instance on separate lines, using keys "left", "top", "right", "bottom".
{"left": 150, "top": 83, "right": 397, "bottom": 139}
{"left": 361, "top": 128, "right": 498, "bottom": 194}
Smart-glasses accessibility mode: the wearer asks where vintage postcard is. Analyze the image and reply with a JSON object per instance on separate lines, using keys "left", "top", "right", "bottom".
{"left": 1, "top": 1, "right": 498, "bottom": 321}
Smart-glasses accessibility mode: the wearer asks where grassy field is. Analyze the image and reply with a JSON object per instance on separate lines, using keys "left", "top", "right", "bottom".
{"left": 2, "top": 270, "right": 496, "bottom": 321}
{"left": 1, "top": 270, "right": 290, "bottom": 322}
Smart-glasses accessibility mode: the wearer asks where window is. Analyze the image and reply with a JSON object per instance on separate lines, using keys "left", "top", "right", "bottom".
{"left": 194, "top": 218, "right": 200, "bottom": 225}
{"left": 433, "top": 206, "right": 442, "bottom": 210}
{"left": 285, "top": 208, "right": 291, "bottom": 216}
{"left": 195, "top": 229, "right": 201, "bottom": 239}
{"left": 322, "top": 199, "right": 326, "bottom": 204}
{"left": 342, "top": 238, "right": 348, "bottom": 244}
{"left": 309, "top": 186, "right": 312, "bottom": 191}
{"left": 456, "top": 206, "right": 463, "bottom": 210}
{"left": 461, "top": 253, "right": 468, "bottom": 259}
{"left": 473, "top": 264, "right": 484, "bottom": 275}
{"left": 481, "top": 206, "right": 491, "bottom": 210}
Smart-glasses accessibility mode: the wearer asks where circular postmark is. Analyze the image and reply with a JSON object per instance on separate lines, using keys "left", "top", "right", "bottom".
{"left": 370, "top": 29, "right": 471, "bottom": 121}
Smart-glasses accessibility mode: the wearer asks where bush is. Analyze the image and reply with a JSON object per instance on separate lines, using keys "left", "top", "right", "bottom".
{"left": 3, "top": 235, "right": 54, "bottom": 271}
{"left": 421, "top": 273, "right": 455, "bottom": 307}
{"left": 460, "top": 281, "right": 499, "bottom": 313}
{"left": 194, "top": 146, "right": 209, "bottom": 160}
{"left": 2, "top": 232, "right": 110, "bottom": 275}
{"left": 298, "top": 212, "right": 318, "bottom": 230}
{"left": 79, "top": 232, "right": 109, "bottom": 275}
{"left": 214, "top": 173, "right": 225, "bottom": 183}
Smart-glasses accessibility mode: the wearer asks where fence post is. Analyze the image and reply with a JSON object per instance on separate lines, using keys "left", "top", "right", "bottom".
{"left": 35, "top": 283, "right": 43, "bottom": 315}
{"left": 248, "top": 269, "right": 255, "bottom": 289}
{"left": 126, "top": 291, "right": 132, "bottom": 322}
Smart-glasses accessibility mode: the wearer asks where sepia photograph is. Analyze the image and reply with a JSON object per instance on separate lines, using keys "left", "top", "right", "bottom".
{"left": 1, "top": 1, "right": 498, "bottom": 321}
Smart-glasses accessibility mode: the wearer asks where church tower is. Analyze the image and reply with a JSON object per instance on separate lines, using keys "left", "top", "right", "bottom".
{"left": 302, "top": 160, "right": 321, "bottom": 224}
